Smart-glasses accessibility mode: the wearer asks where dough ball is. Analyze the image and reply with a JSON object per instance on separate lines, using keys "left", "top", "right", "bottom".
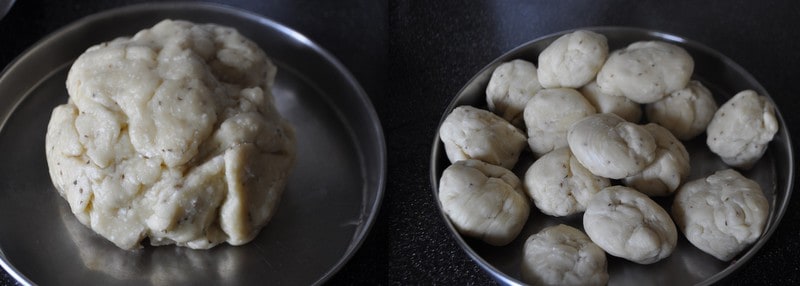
{"left": 706, "top": 90, "right": 779, "bottom": 169}
{"left": 538, "top": 30, "right": 609, "bottom": 88}
{"left": 521, "top": 224, "right": 608, "bottom": 286}
{"left": 646, "top": 80, "right": 717, "bottom": 140}
{"left": 438, "top": 159, "right": 530, "bottom": 246}
{"left": 581, "top": 80, "right": 642, "bottom": 123}
{"left": 672, "top": 169, "right": 769, "bottom": 261}
{"left": 440, "top": 105, "right": 527, "bottom": 169}
{"left": 524, "top": 147, "right": 610, "bottom": 217}
{"left": 567, "top": 113, "right": 656, "bottom": 179}
{"left": 524, "top": 88, "right": 596, "bottom": 157}
{"left": 596, "top": 41, "right": 694, "bottom": 103}
{"left": 623, "top": 123, "right": 690, "bottom": 196}
{"left": 486, "top": 59, "right": 543, "bottom": 127}
{"left": 583, "top": 186, "right": 678, "bottom": 264}
{"left": 46, "top": 20, "right": 296, "bottom": 250}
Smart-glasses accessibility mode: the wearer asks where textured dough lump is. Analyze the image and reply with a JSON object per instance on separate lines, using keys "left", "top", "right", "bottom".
{"left": 486, "top": 59, "right": 543, "bottom": 127}
{"left": 537, "top": 30, "right": 609, "bottom": 88}
{"left": 440, "top": 105, "right": 527, "bottom": 169}
{"left": 706, "top": 90, "right": 778, "bottom": 169}
{"left": 46, "top": 19, "right": 296, "bottom": 250}
{"left": 521, "top": 224, "right": 608, "bottom": 286}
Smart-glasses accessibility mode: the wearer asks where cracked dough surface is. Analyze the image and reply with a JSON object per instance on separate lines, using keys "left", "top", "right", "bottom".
{"left": 46, "top": 19, "right": 296, "bottom": 250}
{"left": 671, "top": 169, "right": 769, "bottom": 261}
{"left": 521, "top": 224, "right": 608, "bottom": 286}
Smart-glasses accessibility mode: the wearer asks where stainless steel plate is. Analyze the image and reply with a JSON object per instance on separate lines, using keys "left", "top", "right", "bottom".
{"left": 430, "top": 27, "right": 794, "bottom": 285}
{"left": 0, "top": 3, "right": 385, "bottom": 285}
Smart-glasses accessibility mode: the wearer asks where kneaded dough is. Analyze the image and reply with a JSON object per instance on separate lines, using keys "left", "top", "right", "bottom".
{"left": 706, "top": 90, "right": 778, "bottom": 169}
{"left": 521, "top": 224, "right": 608, "bottom": 286}
{"left": 438, "top": 159, "right": 530, "bottom": 246}
{"left": 623, "top": 123, "right": 690, "bottom": 196}
{"left": 596, "top": 41, "right": 694, "bottom": 103}
{"left": 524, "top": 147, "right": 610, "bottom": 217}
{"left": 440, "top": 106, "right": 527, "bottom": 169}
{"left": 524, "top": 88, "right": 596, "bottom": 157}
{"left": 646, "top": 80, "right": 717, "bottom": 140}
{"left": 580, "top": 81, "right": 642, "bottom": 123}
{"left": 537, "top": 30, "right": 608, "bottom": 88}
{"left": 567, "top": 113, "right": 656, "bottom": 179}
{"left": 672, "top": 169, "right": 769, "bottom": 261}
{"left": 584, "top": 186, "right": 677, "bottom": 264}
{"left": 486, "top": 59, "right": 543, "bottom": 127}
{"left": 46, "top": 20, "right": 296, "bottom": 250}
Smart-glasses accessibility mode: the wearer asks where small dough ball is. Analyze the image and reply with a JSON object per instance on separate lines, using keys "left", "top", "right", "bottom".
{"left": 596, "top": 41, "right": 694, "bottom": 103}
{"left": 46, "top": 20, "right": 296, "bottom": 250}
{"left": 524, "top": 88, "right": 596, "bottom": 157}
{"left": 567, "top": 113, "right": 656, "bottom": 179}
{"left": 438, "top": 159, "right": 530, "bottom": 246}
{"left": 521, "top": 224, "right": 608, "bottom": 286}
{"left": 524, "top": 147, "right": 610, "bottom": 216}
{"left": 581, "top": 80, "right": 642, "bottom": 122}
{"left": 486, "top": 59, "right": 543, "bottom": 127}
{"left": 646, "top": 80, "right": 718, "bottom": 140}
{"left": 706, "top": 90, "right": 778, "bottom": 169}
{"left": 623, "top": 123, "right": 690, "bottom": 196}
{"left": 672, "top": 169, "right": 769, "bottom": 261}
{"left": 538, "top": 30, "right": 609, "bottom": 88}
{"left": 584, "top": 186, "right": 678, "bottom": 264}
{"left": 439, "top": 106, "right": 527, "bottom": 169}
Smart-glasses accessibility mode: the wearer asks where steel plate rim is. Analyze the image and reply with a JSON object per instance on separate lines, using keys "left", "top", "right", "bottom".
{"left": 0, "top": 2, "right": 386, "bottom": 285}
{"left": 430, "top": 26, "right": 794, "bottom": 286}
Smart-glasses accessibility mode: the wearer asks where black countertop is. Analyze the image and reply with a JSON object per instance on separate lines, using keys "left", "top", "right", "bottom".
{"left": 1, "top": 0, "right": 798, "bottom": 285}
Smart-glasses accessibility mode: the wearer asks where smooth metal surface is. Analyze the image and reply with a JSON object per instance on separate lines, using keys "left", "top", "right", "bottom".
{"left": 0, "top": 0, "right": 13, "bottom": 21}
{"left": 0, "top": 3, "right": 386, "bottom": 285}
{"left": 430, "top": 27, "right": 794, "bottom": 286}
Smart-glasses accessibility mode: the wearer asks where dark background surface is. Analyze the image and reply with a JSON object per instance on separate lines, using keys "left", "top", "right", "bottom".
{"left": 1, "top": 0, "right": 798, "bottom": 285}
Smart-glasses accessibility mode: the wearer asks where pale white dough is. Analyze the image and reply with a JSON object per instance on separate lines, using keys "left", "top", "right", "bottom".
{"left": 580, "top": 81, "right": 642, "bottom": 123}
{"left": 45, "top": 20, "right": 296, "bottom": 250}
{"left": 524, "top": 147, "right": 610, "bottom": 217}
{"left": 706, "top": 90, "right": 778, "bottom": 169}
{"left": 537, "top": 30, "right": 609, "bottom": 88}
{"left": 440, "top": 105, "right": 527, "bottom": 169}
{"left": 645, "top": 80, "right": 717, "bottom": 140}
{"left": 583, "top": 186, "right": 678, "bottom": 264}
{"left": 567, "top": 113, "right": 656, "bottom": 179}
{"left": 623, "top": 123, "right": 690, "bottom": 196}
{"left": 521, "top": 224, "right": 608, "bottom": 286}
{"left": 671, "top": 169, "right": 769, "bottom": 261}
{"left": 524, "top": 88, "right": 596, "bottom": 157}
{"left": 596, "top": 41, "right": 694, "bottom": 103}
{"left": 486, "top": 59, "right": 543, "bottom": 127}
{"left": 438, "top": 159, "right": 530, "bottom": 246}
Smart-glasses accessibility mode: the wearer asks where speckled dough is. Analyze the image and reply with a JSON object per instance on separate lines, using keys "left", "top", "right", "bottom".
{"left": 567, "top": 113, "right": 656, "bottom": 179}
{"left": 486, "top": 59, "right": 543, "bottom": 127}
{"left": 646, "top": 80, "right": 717, "bottom": 140}
{"left": 438, "top": 159, "right": 530, "bottom": 246}
{"left": 623, "top": 123, "right": 690, "bottom": 196}
{"left": 583, "top": 186, "right": 677, "bottom": 264}
{"left": 45, "top": 20, "right": 296, "bottom": 250}
{"left": 524, "top": 88, "right": 596, "bottom": 157}
{"left": 596, "top": 41, "right": 694, "bottom": 104}
{"left": 580, "top": 81, "right": 642, "bottom": 123}
{"left": 672, "top": 169, "right": 769, "bottom": 261}
{"left": 537, "top": 30, "right": 608, "bottom": 88}
{"left": 440, "top": 106, "right": 527, "bottom": 169}
{"left": 521, "top": 224, "right": 608, "bottom": 286}
{"left": 706, "top": 90, "right": 778, "bottom": 169}
{"left": 524, "top": 147, "right": 610, "bottom": 217}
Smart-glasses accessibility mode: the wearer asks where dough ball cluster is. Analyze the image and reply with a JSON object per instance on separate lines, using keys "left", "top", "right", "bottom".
{"left": 437, "top": 29, "right": 779, "bottom": 282}
{"left": 46, "top": 20, "right": 296, "bottom": 250}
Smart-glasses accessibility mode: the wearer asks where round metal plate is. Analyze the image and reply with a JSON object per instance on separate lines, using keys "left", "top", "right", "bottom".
{"left": 430, "top": 27, "right": 794, "bottom": 286}
{"left": 0, "top": 3, "right": 385, "bottom": 285}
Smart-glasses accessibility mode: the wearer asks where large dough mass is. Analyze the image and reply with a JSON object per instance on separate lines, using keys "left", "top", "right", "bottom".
{"left": 45, "top": 20, "right": 296, "bottom": 250}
